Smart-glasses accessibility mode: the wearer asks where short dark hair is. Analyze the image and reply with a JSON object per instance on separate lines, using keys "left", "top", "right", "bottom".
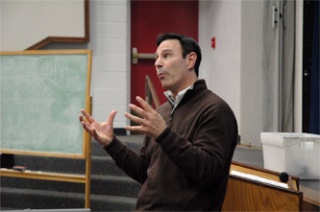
{"left": 156, "top": 33, "right": 202, "bottom": 77}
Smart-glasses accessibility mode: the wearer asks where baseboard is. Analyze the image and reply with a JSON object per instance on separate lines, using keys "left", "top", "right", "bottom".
{"left": 114, "top": 128, "right": 127, "bottom": 135}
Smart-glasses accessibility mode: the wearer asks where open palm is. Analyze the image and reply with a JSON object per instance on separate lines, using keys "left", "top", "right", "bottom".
{"left": 79, "top": 109, "right": 117, "bottom": 146}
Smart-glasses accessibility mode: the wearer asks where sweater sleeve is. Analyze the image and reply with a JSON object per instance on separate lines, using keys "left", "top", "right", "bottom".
{"left": 104, "top": 136, "right": 149, "bottom": 184}
{"left": 155, "top": 111, "right": 238, "bottom": 188}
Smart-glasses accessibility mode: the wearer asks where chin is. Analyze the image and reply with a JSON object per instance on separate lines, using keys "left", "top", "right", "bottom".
{"left": 159, "top": 80, "right": 166, "bottom": 87}
{"left": 159, "top": 80, "right": 168, "bottom": 87}
{"left": 159, "top": 79, "right": 173, "bottom": 90}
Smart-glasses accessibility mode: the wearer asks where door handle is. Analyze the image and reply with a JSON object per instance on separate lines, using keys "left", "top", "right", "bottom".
{"left": 132, "top": 47, "right": 155, "bottom": 64}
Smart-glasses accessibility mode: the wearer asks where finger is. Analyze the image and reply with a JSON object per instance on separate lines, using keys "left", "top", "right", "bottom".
{"left": 106, "top": 110, "right": 117, "bottom": 124}
{"left": 124, "top": 112, "right": 144, "bottom": 124}
{"left": 79, "top": 114, "right": 90, "bottom": 128}
{"left": 79, "top": 114, "right": 84, "bottom": 122}
{"left": 81, "top": 121, "right": 94, "bottom": 135}
{"left": 79, "top": 114, "right": 87, "bottom": 125}
{"left": 136, "top": 96, "right": 154, "bottom": 112}
{"left": 80, "top": 109, "right": 95, "bottom": 123}
{"left": 128, "top": 103, "right": 148, "bottom": 118}
{"left": 125, "top": 125, "right": 143, "bottom": 133}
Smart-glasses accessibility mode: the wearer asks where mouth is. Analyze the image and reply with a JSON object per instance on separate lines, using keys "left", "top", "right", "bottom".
{"left": 157, "top": 72, "right": 167, "bottom": 79}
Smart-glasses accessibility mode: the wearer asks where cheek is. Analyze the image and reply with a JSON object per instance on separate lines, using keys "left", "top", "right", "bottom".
{"left": 171, "top": 63, "right": 187, "bottom": 78}
{"left": 168, "top": 60, "right": 182, "bottom": 72}
{"left": 165, "top": 60, "right": 187, "bottom": 80}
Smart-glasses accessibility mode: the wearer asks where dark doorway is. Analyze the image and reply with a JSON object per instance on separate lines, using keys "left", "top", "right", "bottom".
{"left": 302, "top": 0, "right": 319, "bottom": 134}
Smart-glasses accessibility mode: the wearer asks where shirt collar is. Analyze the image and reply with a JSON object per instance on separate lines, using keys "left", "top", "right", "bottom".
{"left": 164, "top": 84, "right": 194, "bottom": 108}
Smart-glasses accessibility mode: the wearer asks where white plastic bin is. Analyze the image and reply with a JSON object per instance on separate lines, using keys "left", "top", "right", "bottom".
{"left": 261, "top": 132, "right": 320, "bottom": 179}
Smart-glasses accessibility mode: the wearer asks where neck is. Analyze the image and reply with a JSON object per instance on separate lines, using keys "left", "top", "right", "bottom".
{"left": 171, "top": 77, "right": 197, "bottom": 97}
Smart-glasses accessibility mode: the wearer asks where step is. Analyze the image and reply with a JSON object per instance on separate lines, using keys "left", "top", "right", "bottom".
{"left": 9, "top": 155, "right": 132, "bottom": 177}
{"left": 0, "top": 136, "right": 143, "bottom": 211}
{"left": 0, "top": 187, "right": 85, "bottom": 209}
{"left": 91, "top": 137, "right": 143, "bottom": 156}
{"left": 1, "top": 174, "right": 141, "bottom": 197}
{"left": 8, "top": 140, "right": 143, "bottom": 175}
{"left": 90, "top": 175, "right": 140, "bottom": 197}
{"left": 0, "top": 187, "right": 136, "bottom": 211}
{"left": 12, "top": 154, "right": 85, "bottom": 175}
{"left": 90, "top": 194, "right": 136, "bottom": 211}
{"left": 0, "top": 176, "right": 85, "bottom": 194}
{"left": 11, "top": 154, "right": 129, "bottom": 177}
{"left": 91, "top": 155, "right": 126, "bottom": 176}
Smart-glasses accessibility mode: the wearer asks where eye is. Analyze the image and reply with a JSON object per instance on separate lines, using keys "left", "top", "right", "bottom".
{"left": 164, "top": 53, "right": 171, "bottom": 58}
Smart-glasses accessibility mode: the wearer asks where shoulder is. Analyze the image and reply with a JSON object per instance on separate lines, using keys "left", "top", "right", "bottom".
{"left": 204, "top": 90, "right": 232, "bottom": 111}
{"left": 191, "top": 83, "right": 233, "bottom": 115}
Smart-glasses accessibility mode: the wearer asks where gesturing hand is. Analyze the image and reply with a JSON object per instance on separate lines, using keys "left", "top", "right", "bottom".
{"left": 124, "top": 96, "right": 167, "bottom": 138}
{"left": 79, "top": 109, "right": 117, "bottom": 147}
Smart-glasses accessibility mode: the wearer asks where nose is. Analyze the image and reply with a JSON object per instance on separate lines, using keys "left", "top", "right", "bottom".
{"left": 154, "top": 57, "right": 162, "bottom": 69}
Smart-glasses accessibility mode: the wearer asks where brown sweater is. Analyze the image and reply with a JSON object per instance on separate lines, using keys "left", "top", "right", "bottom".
{"left": 105, "top": 80, "right": 238, "bottom": 211}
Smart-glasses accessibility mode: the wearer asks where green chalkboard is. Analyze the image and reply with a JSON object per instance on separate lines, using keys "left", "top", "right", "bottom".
{"left": 0, "top": 50, "right": 92, "bottom": 158}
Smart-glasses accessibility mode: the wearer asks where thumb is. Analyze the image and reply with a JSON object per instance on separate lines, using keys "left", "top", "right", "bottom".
{"left": 106, "top": 110, "right": 117, "bottom": 125}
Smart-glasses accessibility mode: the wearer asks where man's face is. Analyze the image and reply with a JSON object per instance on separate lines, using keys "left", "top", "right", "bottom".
{"left": 154, "top": 39, "right": 192, "bottom": 94}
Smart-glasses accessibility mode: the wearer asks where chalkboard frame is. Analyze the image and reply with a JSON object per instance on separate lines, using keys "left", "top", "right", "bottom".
{"left": 0, "top": 50, "right": 92, "bottom": 159}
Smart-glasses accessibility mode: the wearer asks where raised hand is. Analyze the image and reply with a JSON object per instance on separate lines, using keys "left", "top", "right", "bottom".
{"left": 124, "top": 96, "right": 167, "bottom": 138}
{"left": 79, "top": 109, "right": 117, "bottom": 147}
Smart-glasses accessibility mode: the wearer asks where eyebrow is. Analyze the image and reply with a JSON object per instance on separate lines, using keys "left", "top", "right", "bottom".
{"left": 155, "top": 49, "right": 173, "bottom": 56}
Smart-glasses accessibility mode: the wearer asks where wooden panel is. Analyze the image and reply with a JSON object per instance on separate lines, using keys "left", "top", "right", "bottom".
{"left": 230, "top": 163, "right": 299, "bottom": 190}
{"left": 223, "top": 162, "right": 303, "bottom": 211}
{"left": 0, "top": 169, "right": 86, "bottom": 183}
{"left": 223, "top": 177, "right": 302, "bottom": 211}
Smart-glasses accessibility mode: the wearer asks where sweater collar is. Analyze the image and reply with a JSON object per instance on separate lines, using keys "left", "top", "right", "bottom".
{"left": 164, "top": 79, "right": 207, "bottom": 109}
{"left": 164, "top": 84, "right": 194, "bottom": 108}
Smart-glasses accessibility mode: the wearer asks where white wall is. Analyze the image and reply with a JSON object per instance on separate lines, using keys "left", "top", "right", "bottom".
{"left": 199, "top": 0, "right": 286, "bottom": 146}
{"left": 0, "top": 0, "right": 85, "bottom": 51}
{"left": 89, "top": 0, "right": 130, "bottom": 130}
{"left": 199, "top": 0, "right": 241, "bottom": 132}
{"left": 240, "top": 0, "right": 279, "bottom": 146}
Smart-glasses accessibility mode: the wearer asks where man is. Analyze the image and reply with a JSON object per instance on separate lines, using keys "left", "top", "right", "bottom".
{"left": 79, "top": 33, "right": 238, "bottom": 211}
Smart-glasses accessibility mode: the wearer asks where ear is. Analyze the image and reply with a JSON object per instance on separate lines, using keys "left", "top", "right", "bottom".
{"left": 186, "top": 52, "right": 197, "bottom": 70}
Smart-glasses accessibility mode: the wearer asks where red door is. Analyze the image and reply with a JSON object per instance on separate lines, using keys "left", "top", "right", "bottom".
{"left": 131, "top": 0, "right": 199, "bottom": 107}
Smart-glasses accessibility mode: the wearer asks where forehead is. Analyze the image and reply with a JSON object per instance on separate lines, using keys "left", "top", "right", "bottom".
{"left": 156, "top": 39, "right": 182, "bottom": 54}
